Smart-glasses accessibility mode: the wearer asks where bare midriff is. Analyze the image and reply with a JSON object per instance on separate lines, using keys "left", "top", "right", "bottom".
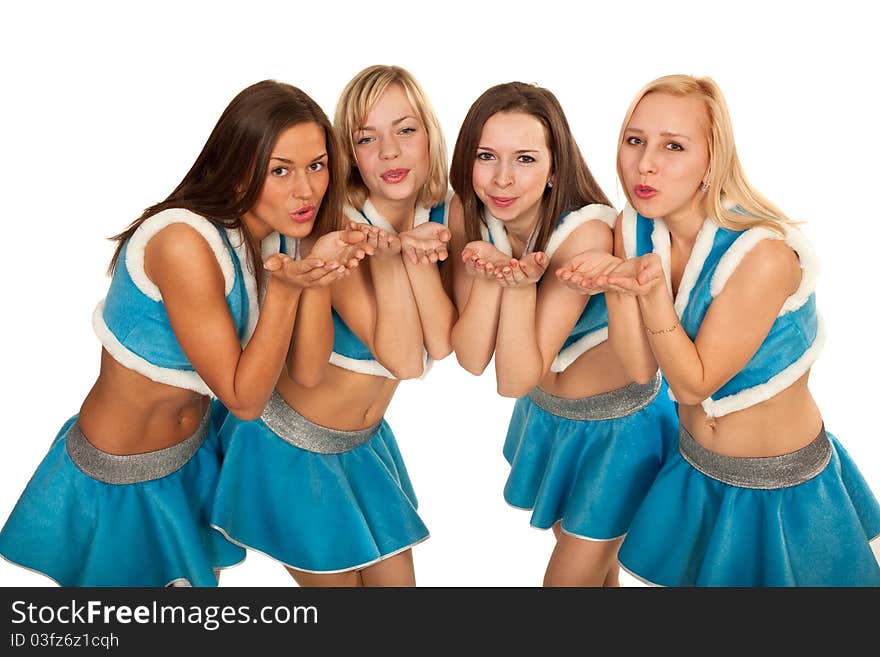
{"left": 678, "top": 371, "right": 823, "bottom": 457}
{"left": 276, "top": 364, "right": 400, "bottom": 431}
{"left": 538, "top": 340, "right": 636, "bottom": 400}
{"left": 77, "top": 349, "right": 211, "bottom": 455}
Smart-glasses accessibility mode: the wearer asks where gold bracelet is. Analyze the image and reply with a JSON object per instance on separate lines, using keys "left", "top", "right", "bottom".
{"left": 642, "top": 320, "right": 680, "bottom": 335}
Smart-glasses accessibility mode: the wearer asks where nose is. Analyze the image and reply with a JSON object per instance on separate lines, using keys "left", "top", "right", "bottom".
{"left": 379, "top": 134, "right": 401, "bottom": 160}
{"left": 494, "top": 160, "right": 513, "bottom": 188}
{"left": 637, "top": 148, "right": 657, "bottom": 177}
{"left": 290, "top": 171, "right": 312, "bottom": 200}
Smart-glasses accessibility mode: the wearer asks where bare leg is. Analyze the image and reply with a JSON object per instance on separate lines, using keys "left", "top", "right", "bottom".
{"left": 603, "top": 562, "right": 621, "bottom": 587}
{"left": 360, "top": 550, "right": 416, "bottom": 587}
{"left": 286, "top": 566, "right": 363, "bottom": 587}
{"left": 543, "top": 531, "right": 624, "bottom": 587}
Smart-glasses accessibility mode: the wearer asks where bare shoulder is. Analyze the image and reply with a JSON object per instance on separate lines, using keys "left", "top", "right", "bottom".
{"left": 732, "top": 237, "right": 801, "bottom": 297}
{"left": 549, "top": 218, "right": 612, "bottom": 267}
{"left": 144, "top": 223, "right": 225, "bottom": 286}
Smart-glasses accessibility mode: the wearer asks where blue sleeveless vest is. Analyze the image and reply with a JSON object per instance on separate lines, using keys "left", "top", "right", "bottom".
{"left": 94, "top": 208, "right": 289, "bottom": 396}
{"left": 621, "top": 204, "right": 823, "bottom": 417}
{"left": 480, "top": 203, "right": 618, "bottom": 372}
{"left": 329, "top": 195, "right": 450, "bottom": 378}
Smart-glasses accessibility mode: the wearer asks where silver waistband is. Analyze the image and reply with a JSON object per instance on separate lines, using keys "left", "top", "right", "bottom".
{"left": 66, "top": 410, "right": 209, "bottom": 485}
{"left": 678, "top": 424, "right": 832, "bottom": 490}
{"left": 527, "top": 371, "right": 662, "bottom": 421}
{"left": 261, "top": 390, "right": 380, "bottom": 454}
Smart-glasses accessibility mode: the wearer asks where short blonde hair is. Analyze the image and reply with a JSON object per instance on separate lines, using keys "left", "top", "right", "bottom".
{"left": 617, "top": 74, "right": 794, "bottom": 234}
{"left": 334, "top": 65, "right": 448, "bottom": 209}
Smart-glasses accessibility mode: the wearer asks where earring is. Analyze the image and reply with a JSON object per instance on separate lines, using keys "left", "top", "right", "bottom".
{"left": 547, "top": 180, "right": 554, "bottom": 189}
{"left": 700, "top": 180, "right": 710, "bottom": 191}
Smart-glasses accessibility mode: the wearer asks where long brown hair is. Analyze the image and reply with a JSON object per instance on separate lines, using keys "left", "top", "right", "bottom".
{"left": 108, "top": 80, "right": 345, "bottom": 294}
{"left": 449, "top": 82, "right": 610, "bottom": 252}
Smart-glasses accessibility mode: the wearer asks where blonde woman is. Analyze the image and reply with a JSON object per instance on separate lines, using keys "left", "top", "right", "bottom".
{"left": 211, "top": 65, "right": 454, "bottom": 586}
{"left": 560, "top": 74, "right": 880, "bottom": 585}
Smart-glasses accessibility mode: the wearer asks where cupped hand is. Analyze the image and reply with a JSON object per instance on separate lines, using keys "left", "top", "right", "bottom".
{"left": 460, "top": 240, "right": 513, "bottom": 282}
{"left": 496, "top": 251, "right": 548, "bottom": 287}
{"left": 309, "top": 227, "right": 374, "bottom": 272}
{"left": 263, "top": 253, "right": 348, "bottom": 288}
{"left": 605, "top": 253, "right": 665, "bottom": 296}
{"left": 350, "top": 222, "right": 401, "bottom": 260}
{"left": 399, "top": 222, "right": 451, "bottom": 265}
{"left": 555, "top": 249, "right": 622, "bottom": 295}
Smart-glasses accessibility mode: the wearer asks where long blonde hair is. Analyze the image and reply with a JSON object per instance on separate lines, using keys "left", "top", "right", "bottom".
{"left": 617, "top": 74, "right": 794, "bottom": 234}
{"left": 334, "top": 65, "right": 448, "bottom": 210}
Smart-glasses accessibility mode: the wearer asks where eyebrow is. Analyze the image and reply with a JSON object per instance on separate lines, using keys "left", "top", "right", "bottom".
{"left": 270, "top": 153, "right": 328, "bottom": 164}
{"left": 626, "top": 127, "right": 692, "bottom": 141}
{"left": 477, "top": 146, "right": 541, "bottom": 154}
{"left": 357, "top": 115, "right": 417, "bottom": 131}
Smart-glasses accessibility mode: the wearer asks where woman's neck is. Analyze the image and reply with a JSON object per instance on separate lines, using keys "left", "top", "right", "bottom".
{"left": 663, "top": 196, "right": 710, "bottom": 250}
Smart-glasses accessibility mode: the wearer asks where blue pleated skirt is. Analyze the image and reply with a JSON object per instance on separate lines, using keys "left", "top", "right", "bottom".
{"left": 503, "top": 377, "right": 679, "bottom": 540}
{"left": 211, "top": 395, "right": 429, "bottom": 574}
{"left": 618, "top": 430, "right": 880, "bottom": 586}
{"left": 0, "top": 401, "right": 246, "bottom": 587}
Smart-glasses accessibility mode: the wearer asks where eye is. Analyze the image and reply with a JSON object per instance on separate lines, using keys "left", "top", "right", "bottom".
{"left": 308, "top": 161, "right": 326, "bottom": 172}
{"left": 625, "top": 136, "right": 643, "bottom": 146}
{"left": 666, "top": 142, "right": 684, "bottom": 151}
{"left": 516, "top": 154, "right": 536, "bottom": 164}
{"left": 355, "top": 135, "right": 374, "bottom": 146}
{"left": 271, "top": 166, "right": 289, "bottom": 176}
{"left": 476, "top": 151, "right": 495, "bottom": 161}
{"left": 398, "top": 126, "right": 416, "bottom": 135}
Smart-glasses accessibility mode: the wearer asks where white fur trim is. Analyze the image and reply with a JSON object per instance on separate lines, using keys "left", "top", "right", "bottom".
{"left": 700, "top": 314, "right": 826, "bottom": 418}
{"left": 708, "top": 226, "right": 820, "bottom": 318}
{"left": 343, "top": 204, "right": 369, "bottom": 227}
{"left": 482, "top": 208, "right": 513, "bottom": 256}
{"left": 622, "top": 204, "right": 638, "bottom": 259}
{"left": 543, "top": 204, "right": 617, "bottom": 261}
{"left": 673, "top": 220, "right": 717, "bottom": 317}
{"left": 346, "top": 202, "right": 431, "bottom": 233}
{"left": 779, "top": 227, "right": 820, "bottom": 315}
{"left": 328, "top": 350, "right": 432, "bottom": 380}
{"left": 412, "top": 205, "right": 430, "bottom": 228}
{"left": 125, "top": 209, "right": 235, "bottom": 301}
{"left": 261, "top": 232, "right": 281, "bottom": 262}
{"left": 650, "top": 219, "right": 674, "bottom": 298}
{"left": 709, "top": 227, "right": 781, "bottom": 298}
{"left": 361, "top": 200, "right": 396, "bottom": 233}
{"left": 441, "top": 189, "right": 454, "bottom": 226}
{"left": 330, "top": 351, "right": 396, "bottom": 378}
{"left": 550, "top": 327, "right": 609, "bottom": 372}
{"left": 92, "top": 300, "right": 214, "bottom": 396}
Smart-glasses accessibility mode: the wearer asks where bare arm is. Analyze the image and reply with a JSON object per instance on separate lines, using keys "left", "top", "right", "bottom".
{"left": 145, "top": 223, "right": 345, "bottom": 420}
{"left": 332, "top": 225, "right": 425, "bottom": 379}
{"left": 285, "top": 228, "right": 374, "bottom": 386}
{"left": 614, "top": 239, "right": 801, "bottom": 404}
{"left": 604, "top": 213, "right": 659, "bottom": 383}
{"left": 495, "top": 221, "right": 612, "bottom": 397}
{"left": 399, "top": 221, "right": 457, "bottom": 360}
{"left": 286, "top": 286, "right": 333, "bottom": 387}
{"left": 447, "top": 198, "right": 504, "bottom": 375}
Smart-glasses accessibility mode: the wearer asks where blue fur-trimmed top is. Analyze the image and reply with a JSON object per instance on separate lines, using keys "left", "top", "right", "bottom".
{"left": 94, "top": 208, "right": 290, "bottom": 396}
{"left": 329, "top": 196, "right": 450, "bottom": 378}
{"left": 480, "top": 203, "right": 618, "bottom": 372}
{"left": 621, "top": 204, "right": 823, "bottom": 417}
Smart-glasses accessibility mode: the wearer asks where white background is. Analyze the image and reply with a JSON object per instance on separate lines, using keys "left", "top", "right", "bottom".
{"left": 1, "top": 0, "right": 877, "bottom": 587}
